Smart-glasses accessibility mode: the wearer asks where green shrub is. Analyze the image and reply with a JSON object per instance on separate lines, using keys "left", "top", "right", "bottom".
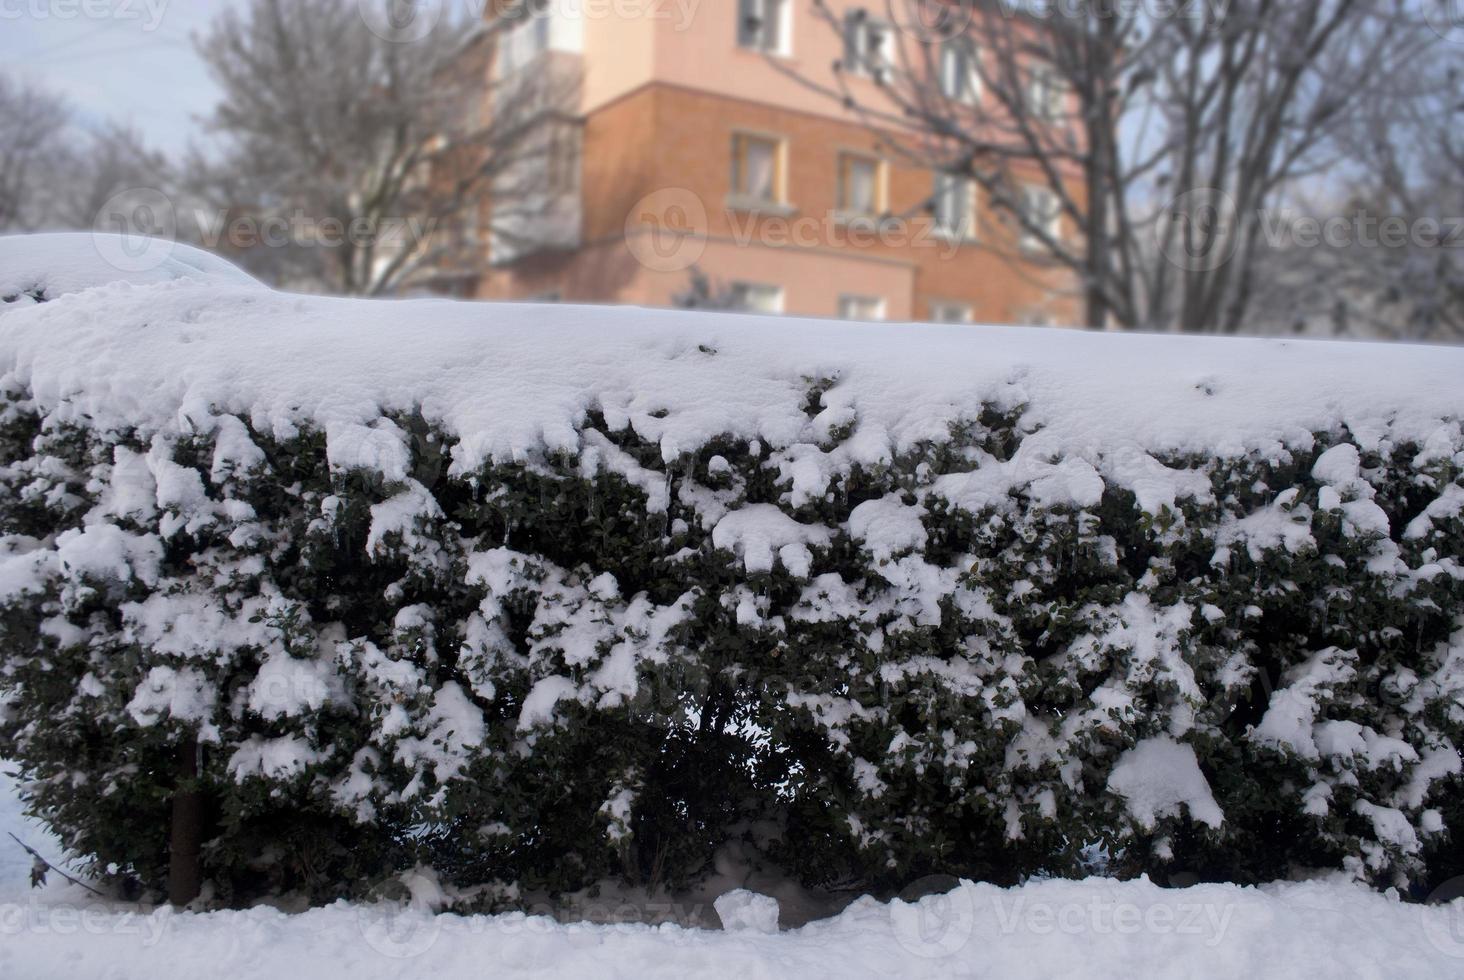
{"left": 1, "top": 379, "right": 1461, "bottom": 906}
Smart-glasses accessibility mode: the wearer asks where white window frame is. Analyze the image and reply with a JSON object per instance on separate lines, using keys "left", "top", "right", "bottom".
{"left": 843, "top": 9, "right": 892, "bottom": 81}
{"left": 729, "top": 131, "right": 787, "bottom": 208}
{"left": 739, "top": 0, "right": 791, "bottom": 56}
{"left": 729, "top": 282, "right": 785, "bottom": 314}
{"left": 1019, "top": 185, "right": 1061, "bottom": 251}
{"left": 939, "top": 38, "right": 981, "bottom": 105}
{"left": 544, "top": 121, "right": 582, "bottom": 197}
{"left": 836, "top": 151, "right": 885, "bottom": 217}
{"left": 928, "top": 301, "right": 972, "bottom": 324}
{"left": 1026, "top": 62, "right": 1065, "bottom": 121}
{"left": 932, "top": 172, "right": 977, "bottom": 240}
{"left": 838, "top": 294, "right": 886, "bottom": 321}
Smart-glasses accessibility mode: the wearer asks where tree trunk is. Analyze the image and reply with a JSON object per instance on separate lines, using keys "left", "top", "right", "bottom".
{"left": 1083, "top": 17, "right": 1116, "bottom": 331}
{"left": 167, "top": 735, "right": 204, "bottom": 908}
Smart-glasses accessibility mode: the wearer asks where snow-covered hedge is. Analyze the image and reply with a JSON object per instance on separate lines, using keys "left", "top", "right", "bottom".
{"left": 1, "top": 235, "right": 1462, "bottom": 904}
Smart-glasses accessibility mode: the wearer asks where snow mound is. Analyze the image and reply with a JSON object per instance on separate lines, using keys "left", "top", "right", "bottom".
{"left": 714, "top": 889, "right": 781, "bottom": 933}
{"left": 0, "top": 233, "right": 260, "bottom": 309}
{"left": 0, "top": 233, "right": 1460, "bottom": 490}
{"left": 1107, "top": 737, "right": 1225, "bottom": 830}
{"left": 4, "top": 867, "right": 1464, "bottom": 978}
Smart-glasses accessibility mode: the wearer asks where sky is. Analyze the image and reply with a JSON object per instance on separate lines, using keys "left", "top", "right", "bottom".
{"left": 0, "top": 0, "right": 248, "bottom": 154}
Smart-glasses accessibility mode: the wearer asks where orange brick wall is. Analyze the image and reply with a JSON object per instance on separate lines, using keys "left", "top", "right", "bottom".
{"left": 483, "top": 81, "right": 1080, "bottom": 325}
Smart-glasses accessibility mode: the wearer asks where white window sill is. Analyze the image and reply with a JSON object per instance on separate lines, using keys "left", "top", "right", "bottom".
{"left": 725, "top": 195, "right": 798, "bottom": 217}
{"left": 1019, "top": 239, "right": 1060, "bottom": 256}
{"left": 932, "top": 227, "right": 979, "bottom": 245}
{"left": 736, "top": 43, "right": 795, "bottom": 62}
{"left": 832, "top": 210, "right": 888, "bottom": 227}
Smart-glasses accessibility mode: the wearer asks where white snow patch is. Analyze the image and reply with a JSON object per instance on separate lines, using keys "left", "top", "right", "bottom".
{"left": 714, "top": 889, "right": 781, "bottom": 934}
{"left": 712, "top": 505, "right": 831, "bottom": 575}
{"left": 2, "top": 234, "right": 1461, "bottom": 500}
{"left": 1107, "top": 737, "right": 1224, "bottom": 830}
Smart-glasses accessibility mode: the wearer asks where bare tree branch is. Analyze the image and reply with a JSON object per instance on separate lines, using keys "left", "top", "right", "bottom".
{"left": 186, "top": 0, "right": 579, "bottom": 297}
{"left": 0, "top": 75, "right": 73, "bottom": 233}
{"left": 784, "top": 0, "right": 1438, "bottom": 331}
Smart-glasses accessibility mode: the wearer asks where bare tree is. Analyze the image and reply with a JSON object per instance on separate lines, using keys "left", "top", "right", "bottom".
{"left": 0, "top": 74, "right": 73, "bottom": 233}
{"left": 782, "top": 0, "right": 1438, "bottom": 331}
{"left": 1248, "top": 53, "right": 1464, "bottom": 343}
{"left": 1350, "top": 74, "right": 1464, "bottom": 343}
{"left": 52, "top": 123, "right": 173, "bottom": 233}
{"left": 188, "top": 0, "right": 580, "bottom": 296}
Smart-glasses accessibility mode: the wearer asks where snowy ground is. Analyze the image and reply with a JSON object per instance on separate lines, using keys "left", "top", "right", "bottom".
{"left": 3, "top": 768, "right": 1464, "bottom": 978}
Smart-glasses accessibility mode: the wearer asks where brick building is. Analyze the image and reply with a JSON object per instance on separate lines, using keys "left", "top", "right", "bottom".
{"left": 476, "top": 0, "right": 1079, "bottom": 325}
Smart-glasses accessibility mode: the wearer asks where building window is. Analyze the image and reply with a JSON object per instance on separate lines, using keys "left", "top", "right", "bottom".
{"left": 739, "top": 0, "right": 790, "bottom": 55}
{"left": 837, "top": 152, "right": 882, "bottom": 216}
{"left": 932, "top": 172, "right": 976, "bottom": 239}
{"left": 1026, "top": 62, "right": 1064, "bottom": 121}
{"left": 545, "top": 122, "right": 581, "bottom": 196}
{"left": 731, "top": 133, "right": 784, "bottom": 205}
{"left": 1019, "top": 185, "right": 1061, "bottom": 251}
{"left": 939, "top": 38, "right": 980, "bottom": 104}
{"left": 838, "top": 294, "right": 886, "bottom": 321}
{"left": 496, "top": 11, "right": 550, "bottom": 79}
{"left": 729, "top": 282, "right": 784, "bottom": 313}
{"left": 928, "top": 301, "right": 972, "bottom": 324}
{"left": 843, "top": 10, "right": 891, "bottom": 80}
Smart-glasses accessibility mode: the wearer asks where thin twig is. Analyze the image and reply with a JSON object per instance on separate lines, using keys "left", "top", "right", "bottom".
{"left": 6, "top": 831, "right": 105, "bottom": 898}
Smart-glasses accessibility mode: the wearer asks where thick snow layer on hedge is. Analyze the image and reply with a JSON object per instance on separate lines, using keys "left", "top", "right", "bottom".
{"left": 0, "top": 233, "right": 258, "bottom": 304}
{"left": 2, "top": 234, "right": 1462, "bottom": 500}
{"left": 1107, "top": 737, "right": 1225, "bottom": 830}
{"left": 5, "top": 758, "right": 1464, "bottom": 980}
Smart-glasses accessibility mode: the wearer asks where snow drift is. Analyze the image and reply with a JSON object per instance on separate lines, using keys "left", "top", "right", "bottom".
{"left": 1, "top": 233, "right": 1462, "bottom": 910}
